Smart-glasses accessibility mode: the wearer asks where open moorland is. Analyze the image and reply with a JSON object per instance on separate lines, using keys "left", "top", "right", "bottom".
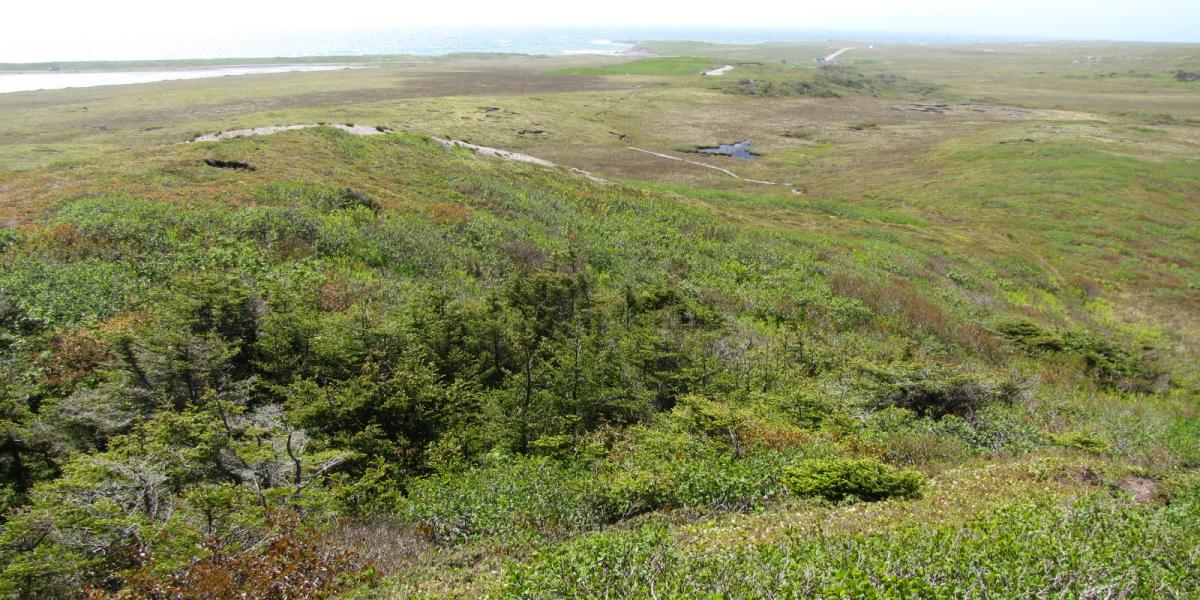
{"left": 0, "top": 40, "right": 1198, "bottom": 598}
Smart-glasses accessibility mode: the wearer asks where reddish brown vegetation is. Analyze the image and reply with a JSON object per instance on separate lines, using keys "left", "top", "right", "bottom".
{"left": 112, "top": 522, "right": 376, "bottom": 600}
{"left": 38, "top": 329, "right": 110, "bottom": 388}
{"left": 831, "top": 272, "right": 1002, "bottom": 358}
{"left": 427, "top": 201, "right": 470, "bottom": 224}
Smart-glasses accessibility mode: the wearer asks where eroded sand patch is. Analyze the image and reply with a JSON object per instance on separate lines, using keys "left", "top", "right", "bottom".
{"left": 190, "top": 123, "right": 390, "bottom": 142}
{"left": 703, "top": 65, "right": 735, "bottom": 76}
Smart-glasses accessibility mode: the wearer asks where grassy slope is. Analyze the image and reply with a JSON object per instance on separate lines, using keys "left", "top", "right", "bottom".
{"left": 1, "top": 42, "right": 1199, "bottom": 597}
{"left": 1, "top": 127, "right": 1197, "bottom": 596}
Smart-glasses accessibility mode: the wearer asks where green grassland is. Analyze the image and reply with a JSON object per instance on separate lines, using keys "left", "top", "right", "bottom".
{"left": 556, "top": 56, "right": 729, "bottom": 76}
{"left": 0, "top": 41, "right": 1198, "bottom": 598}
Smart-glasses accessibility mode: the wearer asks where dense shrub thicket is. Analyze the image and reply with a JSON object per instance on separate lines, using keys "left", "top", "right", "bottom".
{"left": 727, "top": 65, "right": 942, "bottom": 98}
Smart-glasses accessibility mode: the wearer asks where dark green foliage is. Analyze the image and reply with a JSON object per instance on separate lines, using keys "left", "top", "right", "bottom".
{"left": 996, "top": 318, "right": 1066, "bottom": 354}
{"left": 869, "top": 363, "right": 1026, "bottom": 420}
{"left": 1062, "top": 332, "right": 1164, "bottom": 393}
{"left": 334, "top": 188, "right": 381, "bottom": 214}
{"left": 726, "top": 66, "right": 940, "bottom": 98}
{"left": 996, "top": 318, "right": 1165, "bottom": 392}
{"left": 730, "top": 78, "right": 841, "bottom": 98}
{"left": 780, "top": 458, "right": 924, "bottom": 502}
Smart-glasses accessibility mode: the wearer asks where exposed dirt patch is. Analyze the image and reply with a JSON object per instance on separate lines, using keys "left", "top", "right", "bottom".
{"left": 1063, "top": 466, "right": 1104, "bottom": 487}
{"left": 1062, "top": 467, "right": 1162, "bottom": 504}
{"left": 1117, "top": 476, "right": 1161, "bottom": 504}
{"left": 892, "top": 103, "right": 953, "bottom": 114}
{"left": 204, "top": 159, "right": 255, "bottom": 171}
{"left": 190, "top": 123, "right": 391, "bottom": 143}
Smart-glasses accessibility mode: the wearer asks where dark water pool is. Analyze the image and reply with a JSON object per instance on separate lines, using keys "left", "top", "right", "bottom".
{"left": 698, "top": 140, "right": 758, "bottom": 159}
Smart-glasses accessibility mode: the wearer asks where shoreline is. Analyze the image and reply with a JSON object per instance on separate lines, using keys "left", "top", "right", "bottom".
{"left": 0, "top": 63, "right": 363, "bottom": 75}
{"left": 0, "top": 64, "right": 360, "bottom": 95}
{"left": 0, "top": 64, "right": 360, "bottom": 76}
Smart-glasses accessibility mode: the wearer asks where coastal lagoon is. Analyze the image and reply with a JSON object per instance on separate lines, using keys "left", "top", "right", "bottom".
{"left": 0, "top": 65, "right": 350, "bottom": 94}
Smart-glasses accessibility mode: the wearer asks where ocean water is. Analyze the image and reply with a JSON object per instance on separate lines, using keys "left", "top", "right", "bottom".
{"left": 1, "top": 26, "right": 1025, "bottom": 64}
{"left": 0, "top": 26, "right": 1027, "bottom": 95}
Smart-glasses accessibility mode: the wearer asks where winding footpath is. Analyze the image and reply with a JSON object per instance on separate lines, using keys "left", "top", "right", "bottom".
{"left": 626, "top": 146, "right": 782, "bottom": 186}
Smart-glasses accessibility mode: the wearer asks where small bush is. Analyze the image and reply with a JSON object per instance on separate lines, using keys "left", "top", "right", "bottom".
{"left": 1051, "top": 431, "right": 1113, "bottom": 454}
{"left": 781, "top": 458, "right": 924, "bottom": 502}
{"left": 1062, "top": 332, "right": 1164, "bottom": 393}
{"left": 335, "top": 188, "right": 381, "bottom": 215}
{"left": 996, "top": 318, "right": 1065, "bottom": 354}
{"left": 593, "top": 467, "right": 679, "bottom": 520}
{"left": 873, "top": 364, "right": 1026, "bottom": 420}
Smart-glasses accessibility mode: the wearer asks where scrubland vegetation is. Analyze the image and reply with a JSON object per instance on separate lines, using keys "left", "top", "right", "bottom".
{"left": 0, "top": 40, "right": 1198, "bottom": 598}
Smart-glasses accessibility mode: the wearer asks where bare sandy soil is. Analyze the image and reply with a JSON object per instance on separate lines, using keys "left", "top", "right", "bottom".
{"left": 190, "top": 123, "right": 389, "bottom": 142}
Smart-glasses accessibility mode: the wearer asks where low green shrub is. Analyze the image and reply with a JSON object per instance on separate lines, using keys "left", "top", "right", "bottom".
{"left": 503, "top": 489, "right": 1200, "bottom": 598}
{"left": 780, "top": 458, "right": 924, "bottom": 502}
{"left": 1050, "top": 431, "right": 1113, "bottom": 454}
{"left": 1063, "top": 332, "right": 1164, "bottom": 393}
{"left": 870, "top": 363, "right": 1026, "bottom": 420}
{"left": 403, "top": 457, "right": 600, "bottom": 543}
{"left": 996, "top": 318, "right": 1066, "bottom": 354}
{"left": 996, "top": 319, "right": 1165, "bottom": 393}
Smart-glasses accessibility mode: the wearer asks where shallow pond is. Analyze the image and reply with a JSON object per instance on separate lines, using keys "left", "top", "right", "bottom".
{"left": 698, "top": 140, "right": 758, "bottom": 159}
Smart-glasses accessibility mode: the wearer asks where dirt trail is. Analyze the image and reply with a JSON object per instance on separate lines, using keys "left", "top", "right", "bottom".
{"left": 824, "top": 48, "right": 855, "bottom": 63}
{"left": 431, "top": 137, "right": 606, "bottom": 183}
{"left": 626, "top": 146, "right": 782, "bottom": 185}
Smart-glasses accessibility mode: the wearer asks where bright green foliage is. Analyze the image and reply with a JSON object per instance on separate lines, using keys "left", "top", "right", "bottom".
{"left": 404, "top": 456, "right": 599, "bottom": 543}
{"left": 1051, "top": 431, "right": 1114, "bottom": 454}
{"left": 504, "top": 487, "right": 1200, "bottom": 598}
{"left": 557, "top": 56, "right": 726, "bottom": 76}
{"left": 781, "top": 458, "right": 925, "bottom": 502}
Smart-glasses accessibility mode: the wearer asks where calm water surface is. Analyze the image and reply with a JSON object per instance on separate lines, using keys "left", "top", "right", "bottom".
{"left": 0, "top": 65, "right": 348, "bottom": 94}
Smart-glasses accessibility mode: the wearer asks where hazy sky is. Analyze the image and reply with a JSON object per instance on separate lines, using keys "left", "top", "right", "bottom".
{"left": 2, "top": 0, "right": 1197, "bottom": 61}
